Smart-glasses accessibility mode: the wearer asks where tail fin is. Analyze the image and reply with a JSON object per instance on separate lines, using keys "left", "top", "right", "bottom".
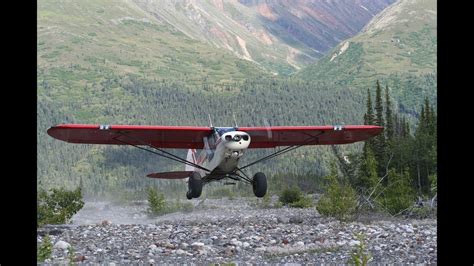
{"left": 185, "top": 149, "right": 197, "bottom": 171}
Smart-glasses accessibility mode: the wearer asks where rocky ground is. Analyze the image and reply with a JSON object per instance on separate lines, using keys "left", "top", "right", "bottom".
{"left": 37, "top": 197, "right": 437, "bottom": 264}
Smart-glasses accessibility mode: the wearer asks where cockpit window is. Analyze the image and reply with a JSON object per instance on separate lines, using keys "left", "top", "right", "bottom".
{"left": 215, "top": 127, "right": 238, "bottom": 136}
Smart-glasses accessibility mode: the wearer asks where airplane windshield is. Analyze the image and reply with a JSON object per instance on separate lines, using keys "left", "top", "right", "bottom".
{"left": 215, "top": 127, "right": 238, "bottom": 136}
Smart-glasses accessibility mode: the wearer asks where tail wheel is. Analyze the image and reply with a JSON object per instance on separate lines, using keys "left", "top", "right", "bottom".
{"left": 188, "top": 172, "right": 203, "bottom": 199}
{"left": 252, "top": 172, "right": 267, "bottom": 198}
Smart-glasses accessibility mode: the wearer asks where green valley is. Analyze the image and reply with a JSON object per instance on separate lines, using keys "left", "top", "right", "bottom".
{"left": 37, "top": 0, "right": 437, "bottom": 199}
{"left": 296, "top": 0, "right": 437, "bottom": 115}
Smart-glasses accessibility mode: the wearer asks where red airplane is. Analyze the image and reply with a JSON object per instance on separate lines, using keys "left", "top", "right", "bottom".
{"left": 48, "top": 124, "right": 383, "bottom": 199}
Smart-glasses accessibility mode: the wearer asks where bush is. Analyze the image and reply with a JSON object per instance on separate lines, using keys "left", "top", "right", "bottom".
{"left": 37, "top": 234, "right": 53, "bottom": 262}
{"left": 279, "top": 186, "right": 303, "bottom": 205}
{"left": 147, "top": 187, "right": 194, "bottom": 215}
{"left": 37, "top": 186, "right": 84, "bottom": 227}
{"left": 258, "top": 193, "right": 283, "bottom": 209}
{"left": 289, "top": 195, "right": 313, "bottom": 208}
{"left": 147, "top": 186, "right": 166, "bottom": 215}
{"left": 376, "top": 169, "right": 415, "bottom": 215}
{"left": 67, "top": 245, "right": 75, "bottom": 264}
{"left": 348, "top": 233, "right": 372, "bottom": 265}
{"left": 316, "top": 167, "right": 358, "bottom": 222}
{"left": 279, "top": 186, "right": 313, "bottom": 208}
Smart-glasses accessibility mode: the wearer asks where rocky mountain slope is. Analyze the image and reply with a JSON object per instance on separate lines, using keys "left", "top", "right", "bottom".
{"left": 38, "top": 0, "right": 395, "bottom": 81}
{"left": 296, "top": 0, "right": 437, "bottom": 114}
{"left": 37, "top": 0, "right": 435, "bottom": 195}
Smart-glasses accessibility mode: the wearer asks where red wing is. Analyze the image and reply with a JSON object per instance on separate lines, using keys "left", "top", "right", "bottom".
{"left": 47, "top": 124, "right": 213, "bottom": 149}
{"left": 147, "top": 171, "right": 193, "bottom": 179}
{"left": 239, "top": 125, "right": 383, "bottom": 148}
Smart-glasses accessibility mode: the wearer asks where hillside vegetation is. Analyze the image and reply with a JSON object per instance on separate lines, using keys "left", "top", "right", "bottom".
{"left": 38, "top": 0, "right": 267, "bottom": 90}
{"left": 38, "top": 76, "right": 368, "bottom": 198}
{"left": 38, "top": 0, "right": 437, "bottom": 199}
{"left": 296, "top": 0, "right": 437, "bottom": 115}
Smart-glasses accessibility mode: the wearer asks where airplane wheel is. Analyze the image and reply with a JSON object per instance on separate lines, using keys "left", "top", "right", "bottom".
{"left": 252, "top": 172, "right": 267, "bottom": 198}
{"left": 186, "top": 191, "right": 193, "bottom": 200}
{"left": 188, "top": 172, "right": 203, "bottom": 198}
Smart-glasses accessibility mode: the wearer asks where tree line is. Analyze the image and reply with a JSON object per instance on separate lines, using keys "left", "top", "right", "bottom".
{"left": 331, "top": 80, "right": 437, "bottom": 215}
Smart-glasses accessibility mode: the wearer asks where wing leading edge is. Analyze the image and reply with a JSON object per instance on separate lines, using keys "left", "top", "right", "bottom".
{"left": 47, "top": 124, "right": 213, "bottom": 149}
{"left": 47, "top": 124, "right": 383, "bottom": 149}
{"left": 240, "top": 125, "right": 383, "bottom": 148}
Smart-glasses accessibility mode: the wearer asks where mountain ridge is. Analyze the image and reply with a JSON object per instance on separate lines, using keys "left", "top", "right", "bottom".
{"left": 37, "top": 0, "right": 436, "bottom": 196}
{"left": 295, "top": 0, "right": 437, "bottom": 114}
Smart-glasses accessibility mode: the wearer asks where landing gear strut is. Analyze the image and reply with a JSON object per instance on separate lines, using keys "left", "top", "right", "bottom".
{"left": 252, "top": 172, "right": 267, "bottom": 198}
{"left": 186, "top": 172, "right": 203, "bottom": 199}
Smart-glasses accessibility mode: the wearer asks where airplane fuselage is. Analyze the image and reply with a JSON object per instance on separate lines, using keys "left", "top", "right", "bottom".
{"left": 187, "top": 129, "right": 250, "bottom": 180}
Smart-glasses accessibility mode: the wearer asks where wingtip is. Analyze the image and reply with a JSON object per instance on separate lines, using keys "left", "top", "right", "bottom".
{"left": 47, "top": 124, "right": 66, "bottom": 140}
{"left": 46, "top": 126, "right": 56, "bottom": 137}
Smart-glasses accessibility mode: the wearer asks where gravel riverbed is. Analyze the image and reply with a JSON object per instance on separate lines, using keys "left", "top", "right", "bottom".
{"left": 37, "top": 197, "right": 437, "bottom": 264}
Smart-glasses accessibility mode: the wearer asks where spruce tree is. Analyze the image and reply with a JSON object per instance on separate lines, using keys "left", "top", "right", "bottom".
{"left": 413, "top": 98, "right": 437, "bottom": 194}
{"left": 373, "top": 80, "right": 386, "bottom": 178}
{"left": 384, "top": 85, "right": 394, "bottom": 143}
{"left": 357, "top": 146, "right": 379, "bottom": 195}
{"left": 374, "top": 80, "right": 384, "bottom": 127}
{"left": 363, "top": 88, "right": 375, "bottom": 154}
{"left": 364, "top": 88, "right": 374, "bottom": 125}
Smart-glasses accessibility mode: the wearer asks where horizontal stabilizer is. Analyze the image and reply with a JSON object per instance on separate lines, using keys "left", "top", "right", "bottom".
{"left": 147, "top": 171, "right": 193, "bottom": 179}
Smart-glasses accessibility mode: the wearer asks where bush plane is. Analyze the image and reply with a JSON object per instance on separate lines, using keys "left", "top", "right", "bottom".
{"left": 47, "top": 123, "right": 382, "bottom": 199}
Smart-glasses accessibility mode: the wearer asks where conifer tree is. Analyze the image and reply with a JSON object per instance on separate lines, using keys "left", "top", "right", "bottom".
{"left": 357, "top": 146, "right": 378, "bottom": 195}
{"left": 363, "top": 88, "right": 375, "bottom": 154}
{"left": 404, "top": 119, "right": 411, "bottom": 137}
{"left": 413, "top": 98, "right": 437, "bottom": 194}
{"left": 364, "top": 88, "right": 374, "bottom": 125}
{"left": 373, "top": 80, "right": 387, "bottom": 178}
{"left": 393, "top": 113, "right": 400, "bottom": 137}
{"left": 384, "top": 85, "right": 394, "bottom": 143}
{"left": 374, "top": 80, "right": 384, "bottom": 127}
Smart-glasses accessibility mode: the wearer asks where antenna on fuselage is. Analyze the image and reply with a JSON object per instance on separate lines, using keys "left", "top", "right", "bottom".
{"left": 208, "top": 114, "right": 213, "bottom": 128}
{"left": 232, "top": 112, "right": 238, "bottom": 128}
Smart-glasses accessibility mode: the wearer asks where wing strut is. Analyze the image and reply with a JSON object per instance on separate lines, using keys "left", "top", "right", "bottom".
{"left": 239, "top": 132, "right": 325, "bottom": 170}
{"left": 112, "top": 132, "right": 211, "bottom": 172}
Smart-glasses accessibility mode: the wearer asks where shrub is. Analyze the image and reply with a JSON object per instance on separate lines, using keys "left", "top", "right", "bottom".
{"left": 67, "top": 245, "right": 75, "bottom": 264}
{"left": 348, "top": 233, "right": 372, "bottom": 266}
{"left": 279, "top": 186, "right": 303, "bottom": 205}
{"left": 147, "top": 186, "right": 166, "bottom": 215}
{"left": 376, "top": 169, "right": 415, "bottom": 215}
{"left": 316, "top": 166, "right": 358, "bottom": 222}
{"left": 37, "top": 234, "right": 53, "bottom": 262}
{"left": 147, "top": 187, "right": 194, "bottom": 215}
{"left": 289, "top": 195, "right": 313, "bottom": 208}
{"left": 258, "top": 193, "right": 283, "bottom": 209}
{"left": 37, "top": 186, "right": 84, "bottom": 227}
